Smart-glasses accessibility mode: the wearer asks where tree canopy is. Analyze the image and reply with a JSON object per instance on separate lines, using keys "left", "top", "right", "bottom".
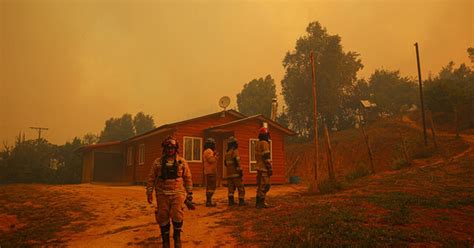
{"left": 237, "top": 75, "right": 276, "bottom": 118}
{"left": 133, "top": 112, "right": 156, "bottom": 135}
{"left": 425, "top": 62, "right": 473, "bottom": 113}
{"left": 99, "top": 112, "right": 156, "bottom": 142}
{"left": 368, "top": 69, "right": 418, "bottom": 115}
{"left": 99, "top": 114, "right": 135, "bottom": 142}
{"left": 281, "top": 21, "right": 363, "bottom": 137}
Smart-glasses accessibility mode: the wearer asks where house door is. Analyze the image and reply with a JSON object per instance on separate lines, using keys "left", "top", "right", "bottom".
{"left": 93, "top": 152, "right": 123, "bottom": 183}
{"left": 222, "top": 138, "right": 229, "bottom": 180}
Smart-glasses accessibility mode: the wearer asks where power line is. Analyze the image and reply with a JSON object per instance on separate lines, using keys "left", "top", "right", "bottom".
{"left": 29, "top": 127, "right": 49, "bottom": 141}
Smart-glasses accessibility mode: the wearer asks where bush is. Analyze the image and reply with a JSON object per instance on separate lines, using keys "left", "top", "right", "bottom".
{"left": 317, "top": 179, "right": 343, "bottom": 195}
{"left": 391, "top": 158, "right": 410, "bottom": 170}
{"left": 346, "top": 162, "right": 371, "bottom": 181}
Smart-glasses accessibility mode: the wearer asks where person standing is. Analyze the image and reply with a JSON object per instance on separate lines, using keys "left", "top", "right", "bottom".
{"left": 146, "top": 136, "right": 194, "bottom": 248}
{"left": 224, "top": 136, "right": 246, "bottom": 206}
{"left": 203, "top": 137, "right": 218, "bottom": 207}
{"left": 255, "top": 127, "right": 272, "bottom": 209}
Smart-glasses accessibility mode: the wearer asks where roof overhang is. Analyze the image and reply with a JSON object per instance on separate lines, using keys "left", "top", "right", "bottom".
{"left": 205, "top": 115, "right": 296, "bottom": 136}
{"left": 75, "top": 141, "right": 122, "bottom": 153}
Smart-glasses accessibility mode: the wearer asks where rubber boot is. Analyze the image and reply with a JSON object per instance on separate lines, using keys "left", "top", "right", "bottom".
{"left": 206, "top": 192, "right": 216, "bottom": 207}
{"left": 228, "top": 196, "right": 235, "bottom": 206}
{"left": 160, "top": 223, "right": 171, "bottom": 248}
{"left": 239, "top": 198, "right": 246, "bottom": 206}
{"left": 256, "top": 197, "right": 269, "bottom": 209}
{"left": 172, "top": 221, "right": 183, "bottom": 248}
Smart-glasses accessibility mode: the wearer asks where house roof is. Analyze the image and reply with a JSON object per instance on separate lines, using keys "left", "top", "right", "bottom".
{"left": 124, "top": 110, "right": 245, "bottom": 143}
{"left": 78, "top": 110, "right": 294, "bottom": 152}
{"left": 205, "top": 114, "right": 296, "bottom": 135}
{"left": 76, "top": 141, "right": 121, "bottom": 153}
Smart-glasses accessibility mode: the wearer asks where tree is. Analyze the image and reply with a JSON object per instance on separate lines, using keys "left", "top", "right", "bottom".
{"left": 368, "top": 69, "right": 418, "bottom": 115}
{"left": 425, "top": 62, "right": 473, "bottom": 112}
{"left": 425, "top": 62, "right": 474, "bottom": 130}
{"left": 237, "top": 75, "right": 276, "bottom": 118}
{"left": 133, "top": 112, "right": 156, "bottom": 135}
{"left": 1, "top": 137, "right": 58, "bottom": 184}
{"left": 82, "top": 133, "right": 99, "bottom": 145}
{"left": 281, "top": 21, "right": 363, "bottom": 137}
{"left": 55, "top": 137, "right": 83, "bottom": 184}
{"left": 99, "top": 114, "right": 135, "bottom": 142}
{"left": 468, "top": 47, "right": 474, "bottom": 59}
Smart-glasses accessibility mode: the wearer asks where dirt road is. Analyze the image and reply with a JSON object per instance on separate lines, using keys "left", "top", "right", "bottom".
{"left": 0, "top": 183, "right": 304, "bottom": 247}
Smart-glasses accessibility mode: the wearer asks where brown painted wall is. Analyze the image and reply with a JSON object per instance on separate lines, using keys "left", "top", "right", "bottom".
{"left": 118, "top": 113, "right": 288, "bottom": 186}
{"left": 173, "top": 114, "right": 240, "bottom": 185}
{"left": 234, "top": 122, "right": 287, "bottom": 185}
{"left": 81, "top": 151, "right": 94, "bottom": 183}
{"left": 81, "top": 143, "right": 124, "bottom": 183}
{"left": 127, "top": 132, "right": 172, "bottom": 184}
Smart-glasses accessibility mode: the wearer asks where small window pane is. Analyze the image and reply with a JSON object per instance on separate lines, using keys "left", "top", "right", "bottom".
{"left": 127, "top": 147, "right": 133, "bottom": 166}
{"left": 184, "top": 138, "right": 192, "bottom": 161}
{"left": 139, "top": 144, "right": 145, "bottom": 164}
{"left": 250, "top": 162, "right": 257, "bottom": 172}
{"left": 250, "top": 140, "right": 257, "bottom": 162}
{"left": 193, "top": 138, "right": 201, "bottom": 161}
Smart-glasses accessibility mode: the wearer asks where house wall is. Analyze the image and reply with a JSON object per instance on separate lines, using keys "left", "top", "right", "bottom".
{"left": 118, "top": 113, "right": 289, "bottom": 186}
{"left": 81, "top": 151, "right": 94, "bottom": 183}
{"left": 234, "top": 122, "right": 287, "bottom": 185}
{"left": 81, "top": 144, "right": 124, "bottom": 183}
{"left": 127, "top": 132, "right": 172, "bottom": 184}
{"left": 173, "top": 114, "right": 241, "bottom": 185}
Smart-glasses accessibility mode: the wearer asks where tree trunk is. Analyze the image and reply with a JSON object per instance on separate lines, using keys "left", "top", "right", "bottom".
{"left": 324, "top": 123, "right": 335, "bottom": 182}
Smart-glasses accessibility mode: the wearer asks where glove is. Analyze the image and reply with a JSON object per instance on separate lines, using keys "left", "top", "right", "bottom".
{"left": 238, "top": 169, "right": 243, "bottom": 178}
{"left": 185, "top": 192, "right": 196, "bottom": 210}
{"left": 147, "top": 193, "right": 153, "bottom": 204}
{"left": 267, "top": 169, "right": 273, "bottom": 177}
{"left": 186, "top": 192, "right": 193, "bottom": 202}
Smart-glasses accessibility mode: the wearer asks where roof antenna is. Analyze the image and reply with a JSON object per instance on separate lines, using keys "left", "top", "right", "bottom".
{"left": 218, "top": 96, "right": 230, "bottom": 117}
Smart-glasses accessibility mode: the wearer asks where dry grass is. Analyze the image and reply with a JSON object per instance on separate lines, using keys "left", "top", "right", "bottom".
{"left": 0, "top": 185, "right": 96, "bottom": 247}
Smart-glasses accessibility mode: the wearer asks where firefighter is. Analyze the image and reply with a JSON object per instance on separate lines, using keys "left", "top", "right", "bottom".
{"left": 146, "top": 136, "right": 193, "bottom": 248}
{"left": 224, "top": 136, "right": 246, "bottom": 206}
{"left": 255, "top": 127, "right": 272, "bottom": 209}
{"left": 203, "top": 137, "right": 218, "bottom": 207}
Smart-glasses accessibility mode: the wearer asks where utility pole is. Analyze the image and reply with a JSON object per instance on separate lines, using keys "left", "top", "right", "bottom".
{"left": 310, "top": 51, "right": 319, "bottom": 182}
{"left": 30, "top": 127, "right": 49, "bottom": 141}
{"left": 414, "top": 42, "right": 428, "bottom": 146}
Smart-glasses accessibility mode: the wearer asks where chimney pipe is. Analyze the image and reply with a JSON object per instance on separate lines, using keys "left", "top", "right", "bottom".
{"left": 271, "top": 98, "right": 278, "bottom": 121}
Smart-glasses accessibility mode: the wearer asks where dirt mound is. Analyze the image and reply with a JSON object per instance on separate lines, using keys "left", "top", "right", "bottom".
{"left": 286, "top": 117, "right": 469, "bottom": 184}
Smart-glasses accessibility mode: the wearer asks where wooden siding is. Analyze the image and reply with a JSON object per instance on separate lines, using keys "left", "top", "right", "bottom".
{"left": 81, "top": 151, "right": 94, "bottom": 183}
{"left": 89, "top": 112, "right": 290, "bottom": 186}
{"left": 130, "top": 132, "right": 172, "bottom": 183}
{"left": 173, "top": 114, "right": 241, "bottom": 185}
{"left": 81, "top": 144, "right": 124, "bottom": 183}
{"left": 233, "top": 121, "right": 287, "bottom": 185}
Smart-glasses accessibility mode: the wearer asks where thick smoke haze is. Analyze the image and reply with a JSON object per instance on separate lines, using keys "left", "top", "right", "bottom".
{"left": 1, "top": 0, "right": 472, "bottom": 144}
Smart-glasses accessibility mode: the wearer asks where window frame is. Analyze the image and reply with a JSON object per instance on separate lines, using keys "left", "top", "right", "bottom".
{"left": 249, "top": 138, "right": 272, "bottom": 173}
{"left": 138, "top": 143, "right": 145, "bottom": 165}
{"left": 127, "top": 146, "right": 133, "bottom": 166}
{"left": 183, "top": 136, "right": 203, "bottom": 162}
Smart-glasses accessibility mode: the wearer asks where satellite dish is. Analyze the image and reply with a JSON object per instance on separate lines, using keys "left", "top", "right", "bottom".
{"left": 219, "top": 96, "right": 231, "bottom": 117}
{"left": 219, "top": 96, "right": 230, "bottom": 109}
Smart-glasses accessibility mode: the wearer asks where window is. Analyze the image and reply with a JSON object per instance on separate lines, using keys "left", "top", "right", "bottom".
{"left": 138, "top": 144, "right": 145, "bottom": 165}
{"left": 127, "top": 146, "right": 133, "bottom": 166}
{"left": 249, "top": 139, "right": 272, "bottom": 173}
{"left": 183, "top": 137, "right": 202, "bottom": 162}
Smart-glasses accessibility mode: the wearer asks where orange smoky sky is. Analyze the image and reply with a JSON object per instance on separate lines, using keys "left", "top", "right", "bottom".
{"left": 0, "top": 0, "right": 472, "bottom": 145}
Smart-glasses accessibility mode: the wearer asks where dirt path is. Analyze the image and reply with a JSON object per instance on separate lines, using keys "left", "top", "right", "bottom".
{"left": 61, "top": 184, "right": 305, "bottom": 247}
